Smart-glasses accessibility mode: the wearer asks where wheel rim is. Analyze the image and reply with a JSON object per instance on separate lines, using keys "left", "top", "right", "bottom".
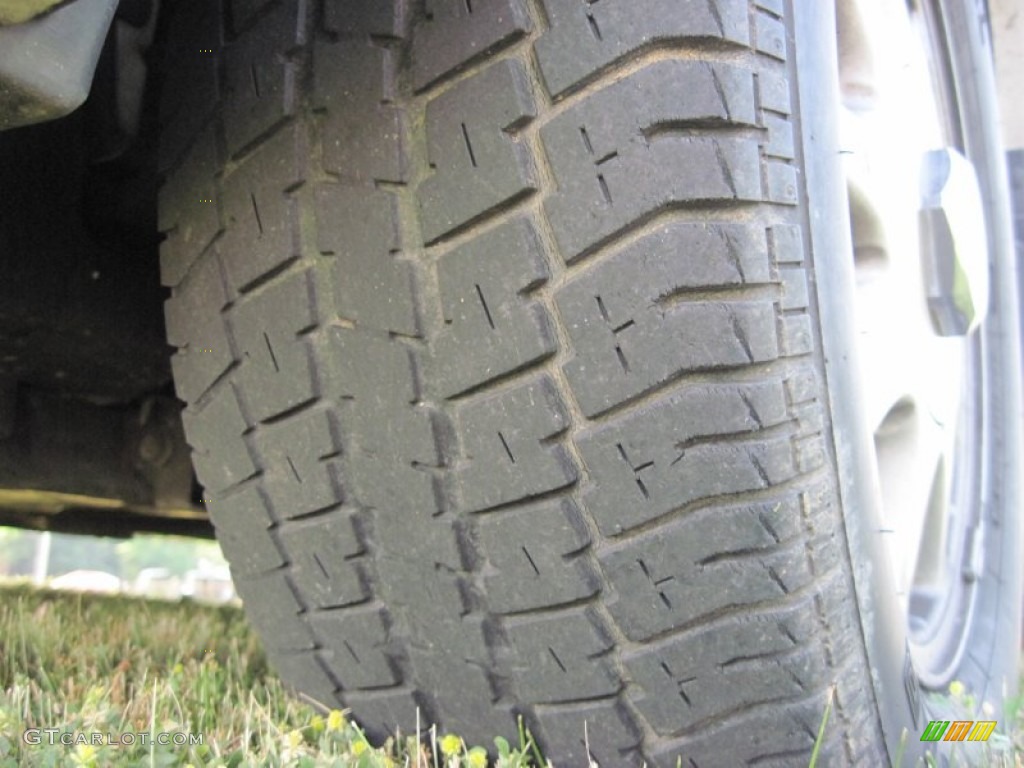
{"left": 835, "top": 0, "right": 989, "bottom": 690}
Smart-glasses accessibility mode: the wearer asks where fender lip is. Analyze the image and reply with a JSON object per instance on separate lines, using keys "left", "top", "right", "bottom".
{"left": 0, "top": 0, "right": 118, "bottom": 130}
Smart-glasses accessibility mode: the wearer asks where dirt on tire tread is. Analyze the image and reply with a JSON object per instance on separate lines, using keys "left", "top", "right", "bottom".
{"left": 158, "top": 0, "right": 888, "bottom": 764}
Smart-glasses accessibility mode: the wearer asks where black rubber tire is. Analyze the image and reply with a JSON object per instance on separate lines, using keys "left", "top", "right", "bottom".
{"left": 155, "top": 0, "right": 1019, "bottom": 765}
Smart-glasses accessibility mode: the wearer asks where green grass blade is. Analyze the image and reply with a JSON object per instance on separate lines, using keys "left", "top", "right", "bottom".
{"left": 808, "top": 685, "right": 836, "bottom": 768}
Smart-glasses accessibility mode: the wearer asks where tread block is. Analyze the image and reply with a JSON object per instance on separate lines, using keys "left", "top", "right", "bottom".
{"left": 754, "top": 11, "right": 787, "bottom": 61}
{"left": 207, "top": 485, "right": 284, "bottom": 575}
{"left": 599, "top": 496, "right": 820, "bottom": 642}
{"left": 252, "top": 410, "right": 342, "bottom": 519}
{"left": 315, "top": 182, "right": 400, "bottom": 259}
{"left": 578, "top": 382, "right": 792, "bottom": 536}
{"left": 364, "top": 516, "right": 468, "bottom": 632}
{"left": 364, "top": 513, "right": 472, "bottom": 647}
{"left": 534, "top": 0, "right": 750, "bottom": 98}
{"left": 324, "top": 0, "right": 403, "bottom": 37}
{"left": 771, "top": 223, "right": 804, "bottom": 264}
{"left": 625, "top": 603, "right": 827, "bottom": 736}
{"left": 555, "top": 222, "right": 777, "bottom": 416}
{"left": 766, "top": 160, "right": 799, "bottom": 205}
{"left": 786, "top": 365, "right": 818, "bottom": 405}
{"left": 182, "top": 385, "right": 255, "bottom": 492}
{"left": 231, "top": 270, "right": 317, "bottom": 422}
{"left": 419, "top": 60, "right": 537, "bottom": 243}
{"left": 314, "top": 38, "right": 405, "bottom": 183}
{"left": 219, "top": 125, "right": 305, "bottom": 291}
{"left": 826, "top": 627, "right": 888, "bottom": 763}
{"left": 310, "top": 607, "right": 400, "bottom": 690}
{"left": 350, "top": 523, "right": 498, "bottom": 739}
{"left": 315, "top": 184, "right": 419, "bottom": 336}
{"left": 795, "top": 434, "right": 825, "bottom": 473}
{"left": 780, "top": 268, "right": 809, "bottom": 310}
{"left": 265, "top": 649, "right": 343, "bottom": 708}
{"left": 234, "top": 570, "right": 314, "bottom": 650}
{"left": 781, "top": 313, "right": 814, "bottom": 357}
{"left": 279, "top": 512, "right": 367, "bottom": 608}
{"left": 413, "top": 0, "right": 531, "bottom": 91}
{"left": 540, "top": 61, "right": 761, "bottom": 262}
{"left": 478, "top": 499, "right": 597, "bottom": 613}
{"left": 434, "top": 218, "right": 555, "bottom": 397}
{"left": 401, "top": 583, "right": 468, "bottom": 630}
{"left": 368, "top": 515, "right": 464, "bottom": 601}
{"left": 158, "top": 0, "right": 223, "bottom": 173}
{"left": 763, "top": 113, "right": 795, "bottom": 160}
{"left": 534, "top": 699, "right": 643, "bottom": 768}
{"left": 222, "top": 0, "right": 302, "bottom": 155}
{"left": 407, "top": 615, "right": 490, "bottom": 669}
{"left": 330, "top": 329, "right": 439, "bottom": 511}
{"left": 231, "top": 0, "right": 276, "bottom": 32}
{"left": 811, "top": 569, "right": 865, "bottom": 663}
{"left": 759, "top": 70, "right": 792, "bottom": 116}
{"left": 335, "top": 246, "right": 420, "bottom": 335}
{"left": 343, "top": 689, "right": 422, "bottom": 741}
{"left": 650, "top": 697, "right": 826, "bottom": 767}
{"left": 453, "top": 376, "right": 576, "bottom": 512}
{"left": 323, "top": 264, "right": 499, "bottom": 736}
{"left": 159, "top": 126, "right": 221, "bottom": 288}
{"left": 594, "top": 389, "right": 792, "bottom": 503}
{"left": 792, "top": 401, "right": 823, "bottom": 438}
{"left": 505, "top": 610, "right": 617, "bottom": 703}
{"left": 165, "top": 255, "right": 233, "bottom": 403}
{"left": 408, "top": 617, "right": 504, "bottom": 746}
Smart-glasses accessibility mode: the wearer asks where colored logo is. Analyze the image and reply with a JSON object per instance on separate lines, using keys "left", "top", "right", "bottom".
{"left": 920, "top": 720, "right": 997, "bottom": 742}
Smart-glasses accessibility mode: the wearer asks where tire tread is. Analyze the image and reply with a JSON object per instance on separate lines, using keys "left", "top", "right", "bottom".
{"left": 158, "top": 0, "right": 886, "bottom": 763}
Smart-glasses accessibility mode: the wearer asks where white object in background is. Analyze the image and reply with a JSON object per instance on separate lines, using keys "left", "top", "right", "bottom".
{"left": 31, "top": 530, "right": 50, "bottom": 586}
{"left": 990, "top": 0, "right": 1024, "bottom": 149}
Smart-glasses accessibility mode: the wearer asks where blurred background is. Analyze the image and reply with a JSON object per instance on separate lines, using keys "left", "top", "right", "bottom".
{"left": 0, "top": 526, "right": 235, "bottom": 604}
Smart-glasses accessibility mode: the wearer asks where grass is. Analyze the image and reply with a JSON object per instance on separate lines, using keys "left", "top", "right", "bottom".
{"left": 805, "top": 671, "right": 1024, "bottom": 768}
{"left": 3, "top": 582, "right": 1023, "bottom": 767}
{"left": 0, "top": 583, "right": 546, "bottom": 768}
{"left": 914, "top": 681, "right": 1024, "bottom": 768}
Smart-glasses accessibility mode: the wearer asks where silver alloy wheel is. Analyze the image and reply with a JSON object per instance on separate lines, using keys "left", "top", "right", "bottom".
{"left": 836, "top": 0, "right": 989, "bottom": 691}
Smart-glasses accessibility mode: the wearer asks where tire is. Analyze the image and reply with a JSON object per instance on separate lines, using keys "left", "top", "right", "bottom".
{"left": 155, "top": 0, "right": 1020, "bottom": 765}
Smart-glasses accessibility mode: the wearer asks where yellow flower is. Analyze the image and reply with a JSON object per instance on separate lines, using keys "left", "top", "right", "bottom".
{"left": 172, "top": 663, "right": 184, "bottom": 675}
{"left": 440, "top": 733, "right": 462, "bottom": 758}
{"left": 72, "top": 743, "right": 98, "bottom": 768}
{"left": 310, "top": 714, "right": 325, "bottom": 734}
{"left": 327, "top": 709, "right": 346, "bottom": 732}
{"left": 84, "top": 686, "right": 106, "bottom": 706}
{"left": 287, "top": 729, "right": 303, "bottom": 751}
{"left": 352, "top": 739, "right": 368, "bottom": 756}
{"left": 467, "top": 746, "right": 488, "bottom": 768}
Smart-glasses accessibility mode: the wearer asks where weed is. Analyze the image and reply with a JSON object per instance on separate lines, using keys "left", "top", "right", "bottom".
{"left": 0, "top": 584, "right": 546, "bottom": 768}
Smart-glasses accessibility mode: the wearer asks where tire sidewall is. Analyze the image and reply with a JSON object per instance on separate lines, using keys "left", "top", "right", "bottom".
{"left": 793, "top": 0, "right": 1023, "bottom": 762}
